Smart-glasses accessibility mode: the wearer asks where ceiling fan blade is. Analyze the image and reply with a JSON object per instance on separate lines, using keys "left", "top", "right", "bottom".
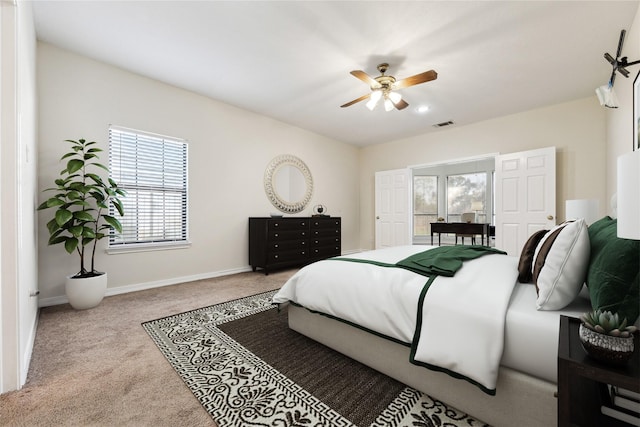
{"left": 617, "top": 66, "right": 630, "bottom": 78}
{"left": 394, "top": 70, "right": 438, "bottom": 89}
{"left": 616, "top": 29, "right": 626, "bottom": 59}
{"left": 604, "top": 52, "right": 616, "bottom": 65}
{"left": 393, "top": 99, "right": 409, "bottom": 110}
{"left": 340, "top": 93, "right": 371, "bottom": 108}
{"left": 350, "top": 70, "right": 379, "bottom": 87}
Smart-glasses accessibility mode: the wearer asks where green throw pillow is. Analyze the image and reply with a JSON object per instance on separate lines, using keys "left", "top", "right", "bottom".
{"left": 587, "top": 216, "right": 640, "bottom": 324}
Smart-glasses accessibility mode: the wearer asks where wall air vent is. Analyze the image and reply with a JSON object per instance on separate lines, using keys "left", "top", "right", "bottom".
{"left": 433, "top": 121, "right": 454, "bottom": 128}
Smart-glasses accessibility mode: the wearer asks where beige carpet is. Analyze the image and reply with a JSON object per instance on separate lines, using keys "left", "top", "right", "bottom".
{"left": 0, "top": 269, "right": 295, "bottom": 426}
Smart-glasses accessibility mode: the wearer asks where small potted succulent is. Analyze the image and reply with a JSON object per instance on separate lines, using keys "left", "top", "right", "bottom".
{"left": 579, "top": 309, "right": 637, "bottom": 365}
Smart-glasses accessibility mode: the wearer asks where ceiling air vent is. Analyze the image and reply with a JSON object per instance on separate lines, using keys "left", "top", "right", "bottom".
{"left": 433, "top": 121, "right": 454, "bottom": 128}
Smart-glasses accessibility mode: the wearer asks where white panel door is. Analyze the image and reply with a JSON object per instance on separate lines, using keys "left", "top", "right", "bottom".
{"left": 375, "top": 169, "right": 411, "bottom": 249}
{"left": 495, "top": 147, "right": 556, "bottom": 256}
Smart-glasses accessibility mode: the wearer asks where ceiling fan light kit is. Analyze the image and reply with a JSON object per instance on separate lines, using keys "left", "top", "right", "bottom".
{"left": 595, "top": 83, "right": 619, "bottom": 109}
{"left": 597, "top": 29, "right": 640, "bottom": 109}
{"left": 342, "top": 63, "right": 437, "bottom": 112}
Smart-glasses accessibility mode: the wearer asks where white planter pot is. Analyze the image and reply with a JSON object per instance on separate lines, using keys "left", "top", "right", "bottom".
{"left": 65, "top": 273, "right": 108, "bottom": 310}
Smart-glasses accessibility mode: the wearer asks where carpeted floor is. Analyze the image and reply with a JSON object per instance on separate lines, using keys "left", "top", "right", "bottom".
{"left": 0, "top": 269, "right": 295, "bottom": 426}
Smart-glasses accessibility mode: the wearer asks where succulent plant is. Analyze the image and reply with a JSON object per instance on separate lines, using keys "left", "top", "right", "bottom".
{"left": 580, "top": 309, "right": 637, "bottom": 338}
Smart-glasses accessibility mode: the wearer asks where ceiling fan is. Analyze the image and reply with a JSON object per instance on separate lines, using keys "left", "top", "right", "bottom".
{"left": 604, "top": 29, "right": 640, "bottom": 86}
{"left": 340, "top": 63, "right": 437, "bottom": 111}
{"left": 596, "top": 29, "right": 640, "bottom": 108}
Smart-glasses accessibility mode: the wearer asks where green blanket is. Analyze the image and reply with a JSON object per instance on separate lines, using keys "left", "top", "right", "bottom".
{"left": 397, "top": 245, "right": 506, "bottom": 277}
{"left": 334, "top": 245, "right": 507, "bottom": 277}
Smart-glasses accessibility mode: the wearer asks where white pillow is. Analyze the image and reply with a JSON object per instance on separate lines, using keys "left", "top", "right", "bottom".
{"left": 532, "top": 219, "right": 590, "bottom": 310}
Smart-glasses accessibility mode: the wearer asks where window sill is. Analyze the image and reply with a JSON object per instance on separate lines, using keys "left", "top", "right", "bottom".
{"left": 106, "top": 241, "right": 192, "bottom": 255}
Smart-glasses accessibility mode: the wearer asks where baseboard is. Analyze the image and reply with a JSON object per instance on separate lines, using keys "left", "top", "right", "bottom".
{"left": 38, "top": 265, "right": 253, "bottom": 307}
{"left": 20, "top": 309, "right": 39, "bottom": 386}
{"left": 37, "top": 252, "right": 366, "bottom": 308}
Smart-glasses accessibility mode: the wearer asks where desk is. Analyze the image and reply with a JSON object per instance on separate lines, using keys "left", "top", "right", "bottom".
{"left": 430, "top": 222, "right": 490, "bottom": 246}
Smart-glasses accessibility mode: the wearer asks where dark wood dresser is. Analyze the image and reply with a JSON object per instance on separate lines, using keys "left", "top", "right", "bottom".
{"left": 249, "top": 217, "right": 341, "bottom": 274}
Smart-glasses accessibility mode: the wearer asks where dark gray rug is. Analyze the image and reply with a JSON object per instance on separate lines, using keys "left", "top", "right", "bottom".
{"left": 143, "top": 290, "right": 488, "bottom": 427}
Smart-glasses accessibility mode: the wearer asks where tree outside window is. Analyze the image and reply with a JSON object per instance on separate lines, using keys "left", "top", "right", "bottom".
{"left": 447, "top": 173, "right": 487, "bottom": 222}
{"left": 413, "top": 175, "right": 438, "bottom": 236}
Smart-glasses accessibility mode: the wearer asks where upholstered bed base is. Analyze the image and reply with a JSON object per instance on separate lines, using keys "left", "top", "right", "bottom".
{"left": 288, "top": 304, "right": 557, "bottom": 427}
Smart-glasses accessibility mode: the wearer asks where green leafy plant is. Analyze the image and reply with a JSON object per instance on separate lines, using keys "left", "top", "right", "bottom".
{"left": 580, "top": 309, "right": 638, "bottom": 337}
{"left": 38, "top": 138, "right": 125, "bottom": 278}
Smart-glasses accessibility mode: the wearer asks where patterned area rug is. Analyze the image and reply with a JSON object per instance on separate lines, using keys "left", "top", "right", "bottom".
{"left": 143, "top": 290, "right": 488, "bottom": 427}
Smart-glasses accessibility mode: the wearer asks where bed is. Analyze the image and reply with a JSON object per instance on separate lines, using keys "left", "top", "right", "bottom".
{"left": 272, "top": 217, "right": 640, "bottom": 427}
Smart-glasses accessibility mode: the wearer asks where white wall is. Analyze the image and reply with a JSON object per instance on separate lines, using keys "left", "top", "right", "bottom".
{"left": 359, "top": 97, "right": 607, "bottom": 249}
{"left": 0, "top": 0, "right": 39, "bottom": 393}
{"left": 37, "top": 42, "right": 359, "bottom": 304}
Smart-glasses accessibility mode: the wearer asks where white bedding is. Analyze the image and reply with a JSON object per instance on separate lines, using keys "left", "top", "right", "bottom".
{"left": 502, "top": 283, "right": 591, "bottom": 383}
{"left": 272, "top": 245, "right": 519, "bottom": 393}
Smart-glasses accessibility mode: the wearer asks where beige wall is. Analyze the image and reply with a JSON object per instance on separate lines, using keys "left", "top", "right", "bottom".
{"left": 606, "top": 6, "right": 640, "bottom": 205}
{"left": 358, "top": 97, "right": 607, "bottom": 249}
{"left": 36, "top": 5, "right": 640, "bottom": 303}
{"left": 37, "top": 43, "right": 360, "bottom": 304}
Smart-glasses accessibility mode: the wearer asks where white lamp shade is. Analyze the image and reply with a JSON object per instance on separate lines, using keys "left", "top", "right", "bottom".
{"left": 595, "top": 84, "right": 619, "bottom": 109}
{"left": 565, "top": 199, "right": 599, "bottom": 225}
{"left": 470, "top": 201, "right": 484, "bottom": 211}
{"left": 617, "top": 150, "right": 640, "bottom": 240}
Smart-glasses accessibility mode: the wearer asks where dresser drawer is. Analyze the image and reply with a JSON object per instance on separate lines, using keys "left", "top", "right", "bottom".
{"left": 268, "top": 249, "right": 308, "bottom": 264}
{"left": 310, "top": 228, "right": 340, "bottom": 238}
{"left": 268, "top": 219, "right": 309, "bottom": 230}
{"left": 310, "top": 219, "right": 341, "bottom": 229}
{"left": 269, "top": 239, "right": 307, "bottom": 251}
{"left": 310, "top": 245, "right": 341, "bottom": 258}
{"left": 268, "top": 229, "right": 307, "bottom": 241}
{"left": 310, "top": 236, "right": 340, "bottom": 247}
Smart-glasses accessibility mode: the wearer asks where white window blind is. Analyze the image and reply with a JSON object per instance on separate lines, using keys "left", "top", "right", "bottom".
{"left": 108, "top": 126, "right": 188, "bottom": 248}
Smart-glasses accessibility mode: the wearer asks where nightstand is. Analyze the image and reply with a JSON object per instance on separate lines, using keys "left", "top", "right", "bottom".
{"left": 558, "top": 315, "right": 640, "bottom": 427}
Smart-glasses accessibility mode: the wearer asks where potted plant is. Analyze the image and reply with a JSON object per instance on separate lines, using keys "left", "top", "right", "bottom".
{"left": 38, "top": 138, "right": 125, "bottom": 309}
{"left": 579, "top": 309, "right": 637, "bottom": 365}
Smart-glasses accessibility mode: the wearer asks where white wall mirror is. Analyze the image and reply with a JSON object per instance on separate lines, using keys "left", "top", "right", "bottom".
{"left": 264, "top": 154, "right": 313, "bottom": 213}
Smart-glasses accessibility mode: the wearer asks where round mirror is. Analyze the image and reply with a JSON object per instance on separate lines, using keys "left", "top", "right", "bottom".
{"left": 264, "top": 154, "right": 313, "bottom": 213}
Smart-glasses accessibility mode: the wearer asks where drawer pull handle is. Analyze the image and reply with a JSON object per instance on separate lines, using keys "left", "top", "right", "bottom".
{"left": 301, "top": 222, "right": 306, "bottom": 226}
{"left": 274, "top": 255, "right": 279, "bottom": 259}
{"left": 274, "top": 244, "right": 278, "bottom": 248}
{"left": 274, "top": 233, "right": 278, "bottom": 237}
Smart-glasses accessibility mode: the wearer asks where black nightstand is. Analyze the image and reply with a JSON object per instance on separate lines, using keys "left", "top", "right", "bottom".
{"left": 558, "top": 315, "right": 640, "bottom": 427}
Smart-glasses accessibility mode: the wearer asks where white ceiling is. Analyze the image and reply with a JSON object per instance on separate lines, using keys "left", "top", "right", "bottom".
{"left": 31, "top": 1, "right": 639, "bottom": 146}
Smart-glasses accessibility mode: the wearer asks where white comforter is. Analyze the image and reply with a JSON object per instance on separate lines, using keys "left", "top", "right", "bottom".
{"left": 272, "top": 245, "right": 519, "bottom": 393}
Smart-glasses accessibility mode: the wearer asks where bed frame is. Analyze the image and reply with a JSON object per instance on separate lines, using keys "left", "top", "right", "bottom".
{"left": 288, "top": 304, "right": 557, "bottom": 427}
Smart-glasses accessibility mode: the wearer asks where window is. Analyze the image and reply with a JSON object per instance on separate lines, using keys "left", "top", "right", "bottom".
{"left": 446, "top": 172, "right": 487, "bottom": 222}
{"left": 413, "top": 175, "right": 438, "bottom": 236}
{"left": 108, "top": 126, "right": 188, "bottom": 250}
